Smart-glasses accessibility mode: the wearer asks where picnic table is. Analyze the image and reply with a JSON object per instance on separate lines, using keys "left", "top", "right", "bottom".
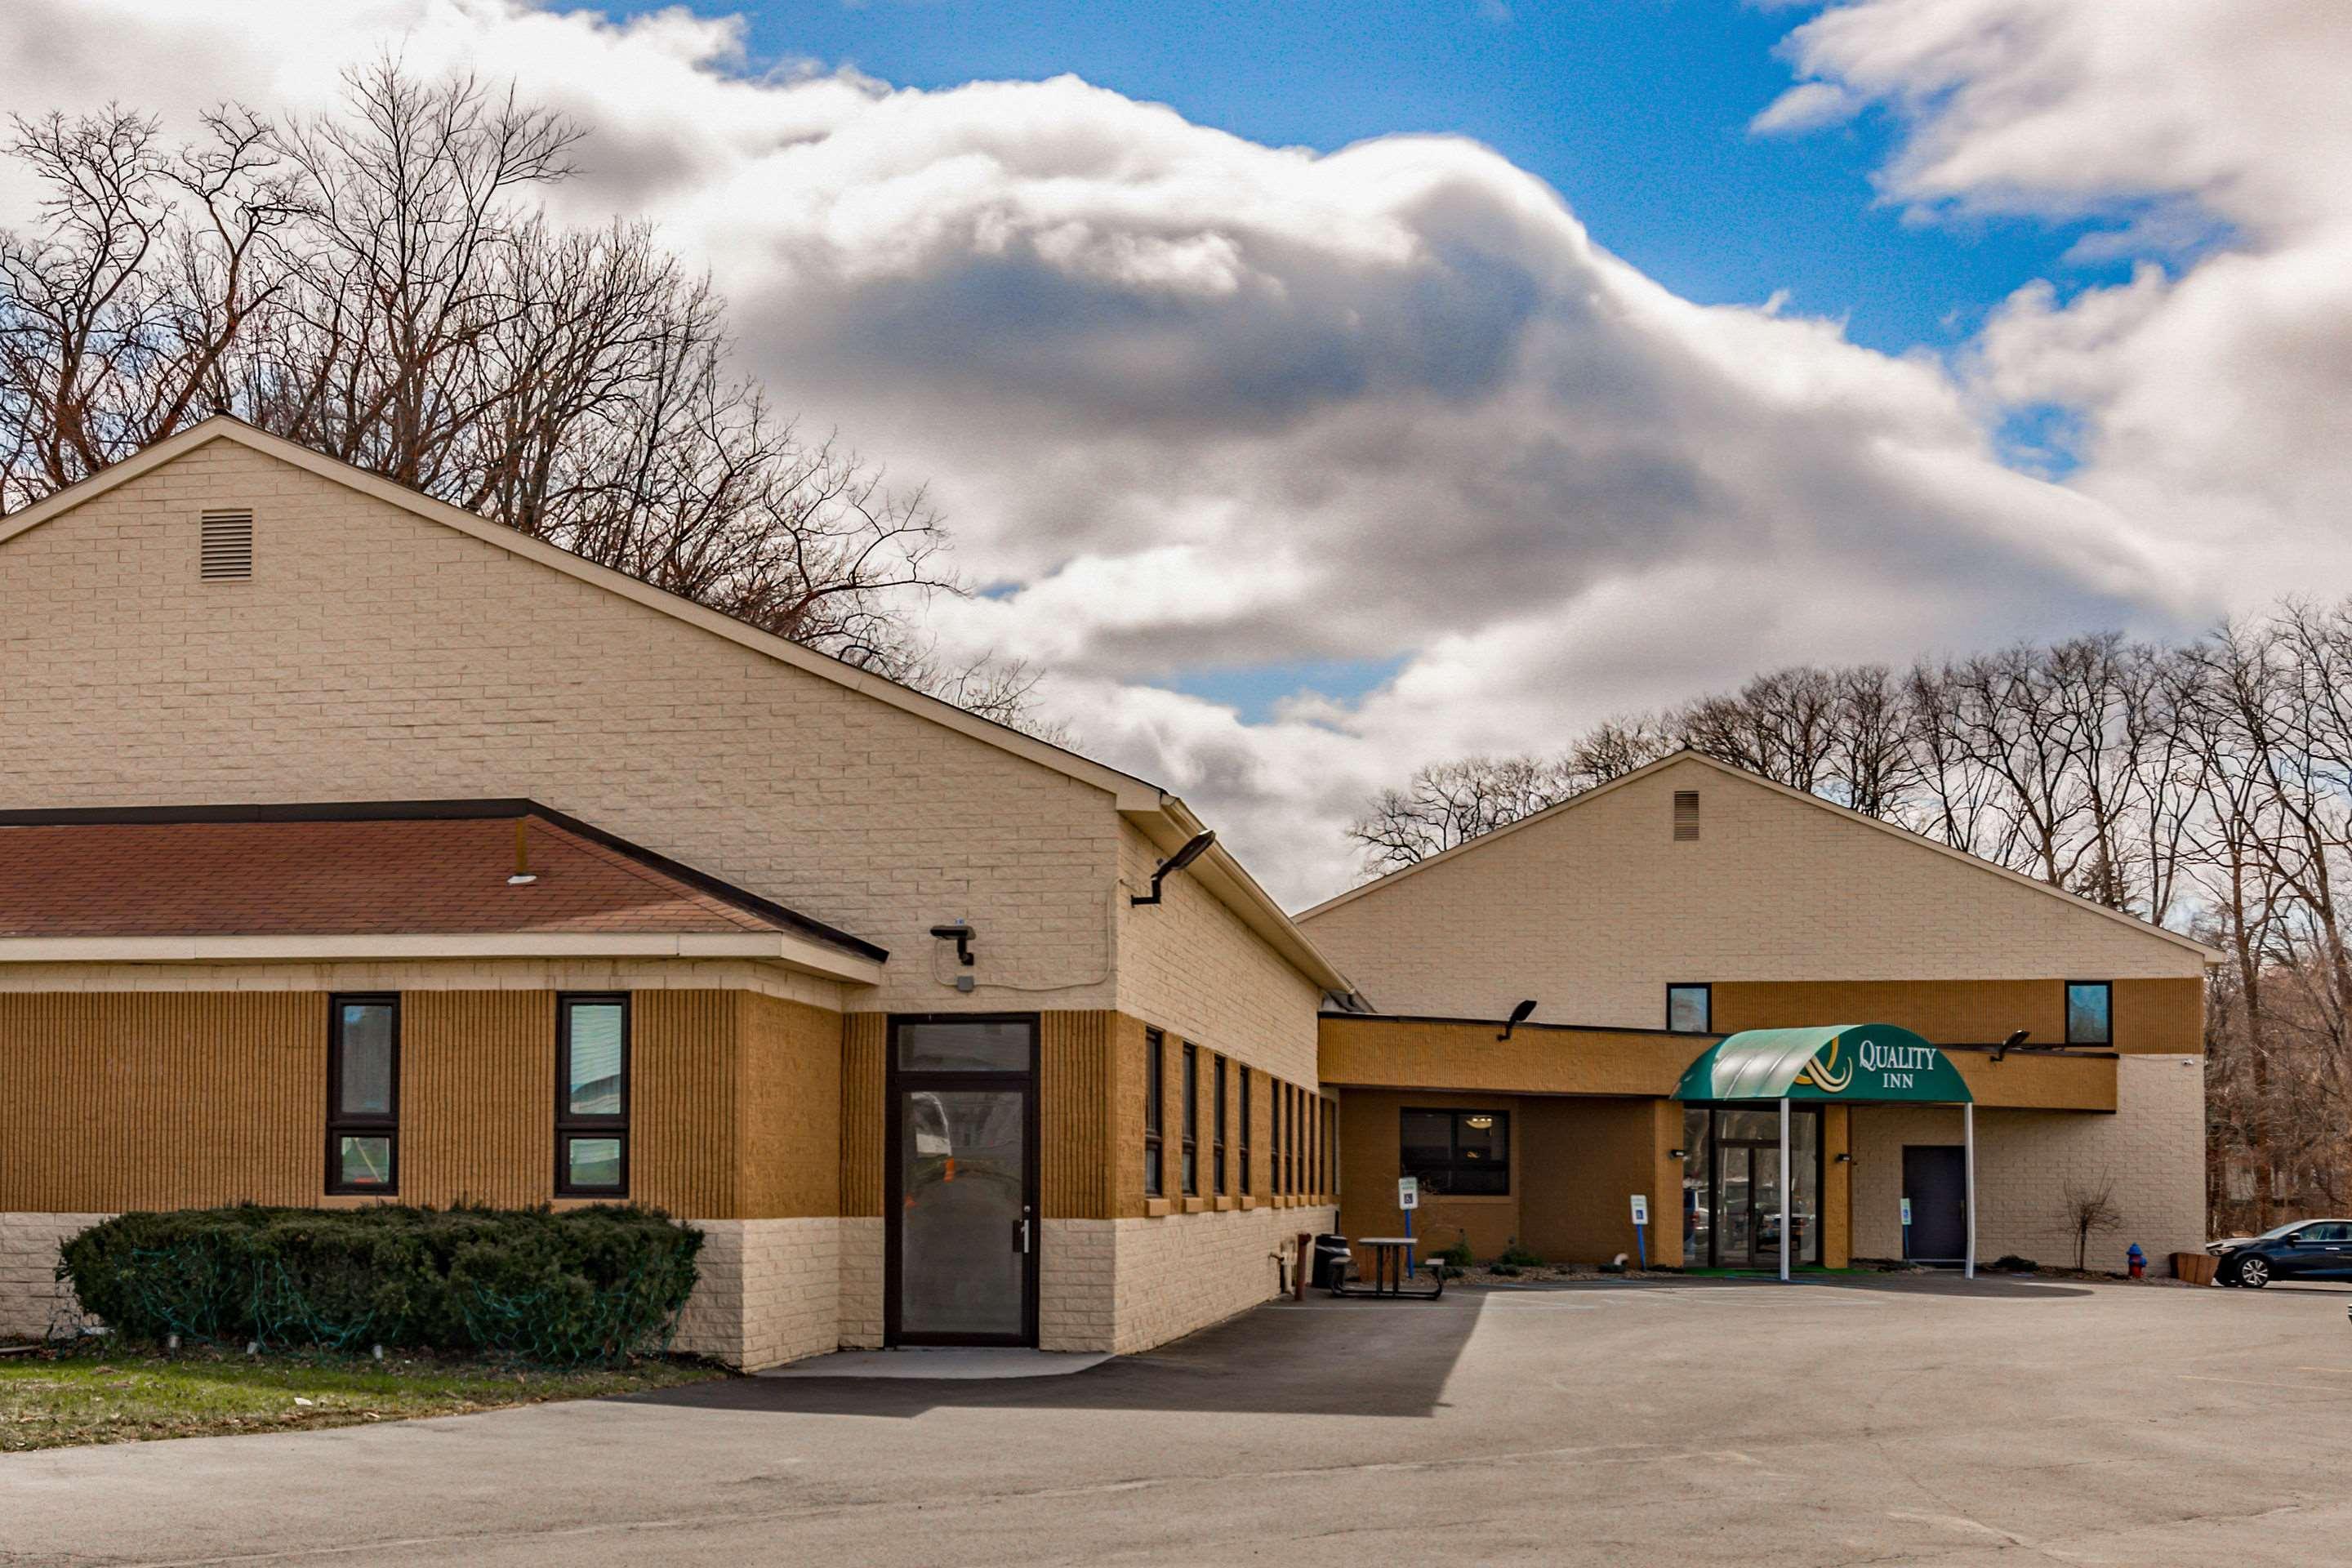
{"left": 1330, "top": 1236, "right": 1445, "bottom": 1299}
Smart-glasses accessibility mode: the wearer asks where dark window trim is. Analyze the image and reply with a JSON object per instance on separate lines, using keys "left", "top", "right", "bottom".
{"left": 1143, "top": 1027, "right": 1165, "bottom": 1199}
{"left": 1400, "top": 1106, "right": 1512, "bottom": 1196}
{"left": 555, "top": 993, "right": 631, "bottom": 1197}
{"left": 2065, "top": 979, "right": 2114, "bottom": 1046}
{"left": 1238, "top": 1067, "right": 1253, "bottom": 1196}
{"left": 326, "top": 992, "right": 399, "bottom": 1196}
{"left": 1212, "top": 1055, "right": 1228, "bottom": 1197}
{"left": 1180, "top": 1041, "right": 1200, "bottom": 1196}
{"left": 1666, "top": 982, "right": 1713, "bottom": 1034}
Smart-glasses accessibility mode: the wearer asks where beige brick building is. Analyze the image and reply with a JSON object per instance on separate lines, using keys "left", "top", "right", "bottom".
{"left": 0, "top": 419, "right": 2220, "bottom": 1368}
{"left": 1299, "top": 753, "right": 2216, "bottom": 1275}
{"left": 0, "top": 418, "right": 1342, "bottom": 1365}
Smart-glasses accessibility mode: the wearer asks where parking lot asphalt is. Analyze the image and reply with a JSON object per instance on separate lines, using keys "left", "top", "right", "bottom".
{"left": 8, "top": 1275, "right": 2352, "bottom": 1566}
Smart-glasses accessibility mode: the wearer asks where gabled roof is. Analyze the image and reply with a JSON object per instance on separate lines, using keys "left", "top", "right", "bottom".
{"left": 0, "top": 800, "right": 885, "bottom": 984}
{"left": 0, "top": 417, "right": 1352, "bottom": 993}
{"left": 1294, "top": 749, "right": 2222, "bottom": 963}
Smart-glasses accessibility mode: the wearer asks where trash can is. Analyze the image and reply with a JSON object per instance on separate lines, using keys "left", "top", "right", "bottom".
{"left": 1310, "top": 1233, "right": 1352, "bottom": 1290}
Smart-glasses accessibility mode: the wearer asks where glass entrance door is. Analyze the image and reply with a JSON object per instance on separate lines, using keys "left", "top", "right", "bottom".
{"left": 1682, "top": 1106, "right": 1823, "bottom": 1269}
{"left": 887, "top": 1017, "right": 1038, "bottom": 1347}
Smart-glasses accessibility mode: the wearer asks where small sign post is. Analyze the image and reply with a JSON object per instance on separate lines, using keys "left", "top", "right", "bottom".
{"left": 1398, "top": 1176, "right": 1419, "bottom": 1276}
{"left": 1630, "top": 1194, "right": 1650, "bottom": 1270}
{"left": 1900, "top": 1196, "right": 1913, "bottom": 1258}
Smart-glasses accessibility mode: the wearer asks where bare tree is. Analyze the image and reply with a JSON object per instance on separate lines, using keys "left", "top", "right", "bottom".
{"left": 0, "top": 62, "right": 1052, "bottom": 731}
{"left": 2062, "top": 1174, "right": 2123, "bottom": 1272}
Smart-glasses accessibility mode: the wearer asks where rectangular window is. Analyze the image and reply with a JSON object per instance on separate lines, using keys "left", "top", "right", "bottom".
{"left": 1239, "top": 1067, "right": 1253, "bottom": 1196}
{"left": 1275, "top": 1084, "right": 1288, "bottom": 1196}
{"left": 1285, "top": 1085, "right": 1298, "bottom": 1196}
{"left": 1212, "top": 1055, "right": 1228, "bottom": 1197}
{"left": 1400, "top": 1107, "right": 1511, "bottom": 1196}
{"left": 1667, "top": 983, "right": 1712, "bottom": 1034}
{"left": 1321, "top": 1098, "right": 1335, "bottom": 1198}
{"left": 1143, "top": 1028, "right": 1165, "bottom": 1198}
{"left": 327, "top": 994, "right": 399, "bottom": 1194}
{"left": 1180, "top": 1042, "right": 1200, "bottom": 1195}
{"left": 556, "top": 995, "right": 629, "bottom": 1196}
{"left": 2065, "top": 981, "right": 2113, "bottom": 1046}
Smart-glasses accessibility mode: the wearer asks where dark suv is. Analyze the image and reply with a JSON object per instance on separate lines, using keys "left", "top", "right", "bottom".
{"left": 2209, "top": 1219, "right": 2352, "bottom": 1287}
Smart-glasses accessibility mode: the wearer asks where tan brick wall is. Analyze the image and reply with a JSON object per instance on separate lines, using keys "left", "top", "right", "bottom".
{"left": 1116, "top": 824, "right": 1323, "bottom": 1089}
{"left": 839, "top": 1216, "right": 884, "bottom": 1348}
{"left": 1103, "top": 1204, "right": 1335, "bottom": 1355}
{"left": 0, "top": 438, "right": 1120, "bottom": 1014}
{"left": 672, "top": 1218, "right": 841, "bottom": 1370}
{"left": 0, "top": 1212, "right": 109, "bottom": 1339}
{"left": 1298, "top": 756, "right": 2210, "bottom": 1025}
{"left": 1850, "top": 1055, "right": 2207, "bottom": 1263}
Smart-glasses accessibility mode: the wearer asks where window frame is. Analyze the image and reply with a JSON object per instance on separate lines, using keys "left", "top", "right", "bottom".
{"left": 2065, "top": 980, "right": 2114, "bottom": 1047}
{"left": 325, "top": 992, "right": 400, "bottom": 1196}
{"left": 1180, "top": 1041, "right": 1200, "bottom": 1196}
{"left": 1665, "top": 982, "right": 1713, "bottom": 1035}
{"left": 1400, "top": 1107, "right": 1512, "bottom": 1197}
{"left": 1238, "top": 1067, "right": 1253, "bottom": 1196}
{"left": 1143, "top": 1027, "right": 1165, "bottom": 1198}
{"left": 555, "top": 992, "right": 631, "bottom": 1198}
{"left": 1212, "top": 1054, "right": 1228, "bottom": 1197}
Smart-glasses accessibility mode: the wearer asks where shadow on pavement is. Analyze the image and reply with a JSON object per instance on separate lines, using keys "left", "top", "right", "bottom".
{"left": 629, "top": 1292, "right": 1486, "bottom": 1421}
{"left": 1475, "top": 1273, "right": 2096, "bottom": 1300}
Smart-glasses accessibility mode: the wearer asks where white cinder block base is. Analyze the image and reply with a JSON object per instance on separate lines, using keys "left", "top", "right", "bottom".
{"left": 1042, "top": 1205, "right": 1336, "bottom": 1355}
{"left": 673, "top": 1218, "right": 844, "bottom": 1371}
{"left": 1850, "top": 1055, "right": 2207, "bottom": 1265}
{"left": 0, "top": 1212, "right": 112, "bottom": 1340}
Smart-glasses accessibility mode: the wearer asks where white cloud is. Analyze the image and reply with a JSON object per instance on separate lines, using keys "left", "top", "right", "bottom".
{"left": 2, "top": 1, "right": 2332, "bottom": 904}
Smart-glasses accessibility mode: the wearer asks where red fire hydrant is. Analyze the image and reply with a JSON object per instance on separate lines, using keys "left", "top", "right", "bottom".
{"left": 2127, "top": 1243, "right": 2146, "bottom": 1280}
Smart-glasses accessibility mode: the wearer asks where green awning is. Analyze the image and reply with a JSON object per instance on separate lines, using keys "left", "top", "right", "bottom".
{"left": 1673, "top": 1024, "right": 1971, "bottom": 1105}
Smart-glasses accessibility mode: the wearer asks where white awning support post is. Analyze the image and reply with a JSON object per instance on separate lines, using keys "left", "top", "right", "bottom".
{"left": 1779, "top": 1096, "right": 1793, "bottom": 1284}
{"left": 1963, "top": 1102, "right": 1977, "bottom": 1281}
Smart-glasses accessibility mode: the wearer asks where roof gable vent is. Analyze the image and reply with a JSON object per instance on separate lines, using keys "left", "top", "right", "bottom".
{"left": 199, "top": 510, "right": 253, "bottom": 581}
{"left": 1673, "top": 789, "right": 1700, "bottom": 841}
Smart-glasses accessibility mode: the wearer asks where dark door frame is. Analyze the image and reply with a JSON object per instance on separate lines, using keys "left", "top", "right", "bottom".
{"left": 883, "top": 1012, "right": 1042, "bottom": 1348}
{"left": 1900, "top": 1143, "right": 1971, "bottom": 1263}
{"left": 1686, "top": 1104, "right": 1826, "bottom": 1269}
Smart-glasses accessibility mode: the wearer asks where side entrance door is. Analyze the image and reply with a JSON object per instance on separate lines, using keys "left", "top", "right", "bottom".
{"left": 1902, "top": 1145, "right": 1968, "bottom": 1262}
{"left": 885, "top": 1015, "right": 1040, "bottom": 1347}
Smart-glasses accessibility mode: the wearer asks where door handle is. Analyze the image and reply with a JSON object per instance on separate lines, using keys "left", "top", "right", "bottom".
{"left": 1013, "top": 1218, "right": 1032, "bottom": 1254}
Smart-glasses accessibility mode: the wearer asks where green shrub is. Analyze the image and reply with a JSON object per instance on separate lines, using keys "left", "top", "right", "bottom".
{"left": 1990, "top": 1254, "right": 2039, "bottom": 1273}
{"left": 1496, "top": 1240, "right": 1542, "bottom": 1269}
{"left": 58, "top": 1204, "right": 701, "bottom": 1365}
{"left": 1440, "top": 1232, "right": 1475, "bottom": 1268}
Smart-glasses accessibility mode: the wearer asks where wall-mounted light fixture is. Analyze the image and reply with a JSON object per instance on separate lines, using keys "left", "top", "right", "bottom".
{"left": 1498, "top": 999, "right": 1538, "bottom": 1040}
{"left": 1130, "top": 831, "right": 1217, "bottom": 906}
{"left": 1833, "top": 1152, "right": 1852, "bottom": 1165}
{"left": 1993, "top": 1028, "right": 2030, "bottom": 1062}
{"left": 929, "top": 921, "right": 976, "bottom": 967}
{"left": 1668, "top": 1148, "right": 1687, "bottom": 1162}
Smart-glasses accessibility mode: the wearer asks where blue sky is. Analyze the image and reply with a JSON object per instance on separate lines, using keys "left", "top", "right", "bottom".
{"left": 591, "top": 0, "right": 2117, "bottom": 355}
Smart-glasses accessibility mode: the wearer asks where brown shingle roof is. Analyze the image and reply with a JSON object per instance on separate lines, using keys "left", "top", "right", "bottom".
{"left": 0, "top": 806, "right": 875, "bottom": 951}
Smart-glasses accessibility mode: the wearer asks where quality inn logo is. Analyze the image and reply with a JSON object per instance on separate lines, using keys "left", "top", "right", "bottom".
{"left": 1793, "top": 1036, "right": 1855, "bottom": 1093}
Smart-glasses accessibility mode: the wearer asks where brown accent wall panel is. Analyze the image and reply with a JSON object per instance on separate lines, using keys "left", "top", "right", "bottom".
{"left": 738, "top": 992, "right": 843, "bottom": 1219}
{"left": 1111, "top": 1013, "right": 1152, "bottom": 1218}
{"left": 402, "top": 991, "right": 555, "bottom": 1209}
{"left": 1039, "top": 1010, "right": 1116, "bottom": 1220}
{"left": 1823, "top": 1104, "right": 1852, "bottom": 1267}
{"left": 0, "top": 992, "right": 322, "bottom": 1211}
{"left": 1713, "top": 977, "right": 2204, "bottom": 1056}
{"left": 840, "top": 1013, "right": 886, "bottom": 1218}
{"left": 630, "top": 990, "right": 739, "bottom": 1220}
